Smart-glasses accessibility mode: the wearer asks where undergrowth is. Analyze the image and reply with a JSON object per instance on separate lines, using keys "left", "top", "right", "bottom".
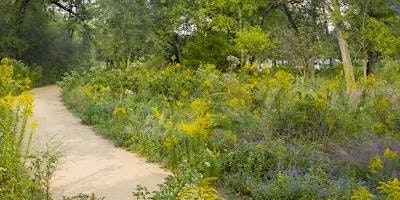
{"left": 59, "top": 63, "right": 400, "bottom": 199}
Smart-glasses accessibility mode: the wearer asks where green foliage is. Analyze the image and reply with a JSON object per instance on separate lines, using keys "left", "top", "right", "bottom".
{"left": 0, "top": 1, "right": 92, "bottom": 85}
{"left": 234, "top": 26, "right": 271, "bottom": 56}
{"left": 0, "top": 58, "right": 50, "bottom": 200}
{"left": 184, "top": 32, "right": 233, "bottom": 68}
{"left": 60, "top": 61, "right": 400, "bottom": 199}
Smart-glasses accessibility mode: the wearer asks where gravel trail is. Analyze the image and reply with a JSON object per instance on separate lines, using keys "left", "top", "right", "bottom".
{"left": 30, "top": 85, "right": 170, "bottom": 200}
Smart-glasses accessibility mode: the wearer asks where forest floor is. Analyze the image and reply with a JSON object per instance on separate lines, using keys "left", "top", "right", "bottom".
{"left": 29, "top": 85, "right": 170, "bottom": 200}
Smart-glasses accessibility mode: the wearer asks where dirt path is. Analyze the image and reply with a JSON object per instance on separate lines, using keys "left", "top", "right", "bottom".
{"left": 30, "top": 85, "right": 170, "bottom": 200}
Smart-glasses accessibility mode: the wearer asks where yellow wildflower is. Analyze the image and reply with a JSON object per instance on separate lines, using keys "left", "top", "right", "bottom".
{"left": 377, "top": 179, "right": 400, "bottom": 200}
{"left": 190, "top": 98, "right": 211, "bottom": 114}
{"left": 113, "top": 107, "right": 127, "bottom": 116}
{"left": 151, "top": 107, "right": 162, "bottom": 120}
{"left": 29, "top": 119, "right": 39, "bottom": 130}
{"left": 0, "top": 58, "right": 13, "bottom": 87}
{"left": 326, "top": 77, "right": 341, "bottom": 92}
{"left": 268, "top": 70, "right": 294, "bottom": 90}
{"left": 351, "top": 187, "right": 373, "bottom": 200}
{"left": 17, "top": 92, "right": 34, "bottom": 116}
{"left": 314, "top": 91, "right": 325, "bottom": 110}
{"left": 178, "top": 113, "right": 214, "bottom": 138}
{"left": 83, "top": 84, "right": 110, "bottom": 101}
{"left": 163, "top": 134, "right": 178, "bottom": 149}
{"left": 369, "top": 155, "right": 383, "bottom": 175}
{"left": 384, "top": 147, "right": 399, "bottom": 161}
{"left": 229, "top": 97, "right": 245, "bottom": 111}
{"left": 177, "top": 177, "right": 219, "bottom": 200}
{"left": 0, "top": 94, "right": 16, "bottom": 107}
{"left": 365, "top": 75, "right": 377, "bottom": 88}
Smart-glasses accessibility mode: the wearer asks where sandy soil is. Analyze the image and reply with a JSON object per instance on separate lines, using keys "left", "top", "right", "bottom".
{"left": 30, "top": 85, "right": 170, "bottom": 200}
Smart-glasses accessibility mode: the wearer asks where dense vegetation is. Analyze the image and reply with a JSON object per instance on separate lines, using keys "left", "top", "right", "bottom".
{"left": 60, "top": 62, "right": 400, "bottom": 199}
{"left": 0, "top": 58, "right": 58, "bottom": 200}
{"left": 2, "top": 0, "right": 400, "bottom": 199}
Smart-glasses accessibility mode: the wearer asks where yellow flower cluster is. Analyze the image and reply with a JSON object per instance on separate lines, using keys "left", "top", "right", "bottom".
{"left": 177, "top": 177, "right": 219, "bottom": 200}
{"left": 163, "top": 134, "right": 179, "bottom": 149}
{"left": 268, "top": 70, "right": 294, "bottom": 90}
{"left": 365, "top": 75, "right": 377, "bottom": 88}
{"left": 326, "top": 76, "right": 342, "bottom": 93}
{"left": 190, "top": 98, "right": 211, "bottom": 114}
{"left": 369, "top": 155, "right": 383, "bottom": 174}
{"left": 29, "top": 119, "right": 39, "bottom": 130}
{"left": 0, "top": 92, "right": 34, "bottom": 116}
{"left": 351, "top": 187, "right": 373, "bottom": 200}
{"left": 0, "top": 58, "right": 13, "bottom": 88}
{"left": 0, "top": 58, "right": 31, "bottom": 94}
{"left": 384, "top": 147, "right": 399, "bottom": 161}
{"left": 113, "top": 107, "right": 127, "bottom": 116}
{"left": 83, "top": 84, "right": 110, "bottom": 101}
{"left": 178, "top": 113, "right": 214, "bottom": 138}
{"left": 378, "top": 179, "right": 400, "bottom": 199}
{"left": 151, "top": 106, "right": 163, "bottom": 120}
{"left": 229, "top": 97, "right": 246, "bottom": 111}
{"left": 314, "top": 91, "right": 326, "bottom": 110}
{"left": 17, "top": 92, "right": 34, "bottom": 116}
{"left": 372, "top": 122, "right": 385, "bottom": 135}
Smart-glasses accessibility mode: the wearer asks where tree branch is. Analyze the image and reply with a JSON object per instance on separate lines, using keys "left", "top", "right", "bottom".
{"left": 281, "top": 4, "right": 299, "bottom": 34}
{"left": 50, "top": 0, "right": 84, "bottom": 21}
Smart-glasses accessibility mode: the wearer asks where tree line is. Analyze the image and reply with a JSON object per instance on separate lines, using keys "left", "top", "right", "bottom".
{"left": 1, "top": 0, "right": 399, "bottom": 87}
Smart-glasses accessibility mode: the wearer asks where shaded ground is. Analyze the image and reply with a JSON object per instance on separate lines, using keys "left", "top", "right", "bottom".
{"left": 30, "top": 85, "right": 170, "bottom": 200}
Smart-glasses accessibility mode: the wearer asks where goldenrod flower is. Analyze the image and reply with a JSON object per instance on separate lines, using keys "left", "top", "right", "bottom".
{"left": 151, "top": 107, "right": 162, "bottom": 120}
{"left": 190, "top": 98, "right": 211, "bottom": 114}
{"left": 30, "top": 119, "right": 39, "bottom": 130}
{"left": 351, "top": 187, "right": 373, "bottom": 200}
{"left": 314, "top": 91, "right": 325, "bottom": 110}
{"left": 384, "top": 147, "right": 399, "bottom": 161}
{"left": 377, "top": 179, "right": 400, "bottom": 199}
{"left": 268, "top": 70, "right": 294, "bottom": 90}
{"left": 365, "top": 75, "right": 377, "bottom": 88}
{"left": 369, "top": 155, "right": 383, "bottom": 175}
{"left": 113, "top": 107, "right": 127, "bottom": 116}
{"left": 178, "top": 113, "right": 214, "bottom": 138}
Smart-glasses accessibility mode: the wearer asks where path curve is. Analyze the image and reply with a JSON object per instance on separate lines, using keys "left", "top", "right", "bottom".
{"left": 30, "top": 85, "right": 170, "bottom": 200}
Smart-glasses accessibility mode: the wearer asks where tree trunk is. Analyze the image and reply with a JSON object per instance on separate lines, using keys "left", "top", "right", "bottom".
{"left": 170, "top": 34, "right": 182, "bottom": 63}
{"left": 332, "top": 0, "right": 355, "bottom": 94}
{"left": 364, "top": 50, "right": 376, "bottom": 76}
{"left": 305, "top": 55, "right": 315, "bottom": 80}
{"left": 335, "top": 24, "right": 355, "bottom": 93}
